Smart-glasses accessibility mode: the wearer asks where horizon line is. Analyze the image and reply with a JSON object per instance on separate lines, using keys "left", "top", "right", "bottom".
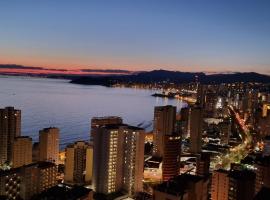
{"left": 0, "top": 63, "right": 269, "bottom": 76}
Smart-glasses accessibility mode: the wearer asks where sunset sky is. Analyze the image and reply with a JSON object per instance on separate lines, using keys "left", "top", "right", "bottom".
{"left": 0, "top": 0, "right": 270, "bottom": 74}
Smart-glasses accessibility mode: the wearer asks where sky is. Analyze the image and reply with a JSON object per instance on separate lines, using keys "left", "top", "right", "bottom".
{"left": 0, "top": 0, "right": 270, "bottom": 74}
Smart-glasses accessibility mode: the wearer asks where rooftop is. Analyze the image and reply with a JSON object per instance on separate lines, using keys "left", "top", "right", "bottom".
{"left": 154, "top": 174, "right": 204, "bottom": 196}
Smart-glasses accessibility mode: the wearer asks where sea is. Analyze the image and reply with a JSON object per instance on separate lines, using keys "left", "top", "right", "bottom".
{"left": 0, "top": 76, "right": 186, "bottom": 148}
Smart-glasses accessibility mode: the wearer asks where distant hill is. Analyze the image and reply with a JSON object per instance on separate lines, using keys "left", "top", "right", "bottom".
{"left": 70, "top": 70, "right": 270, "bottom": 86}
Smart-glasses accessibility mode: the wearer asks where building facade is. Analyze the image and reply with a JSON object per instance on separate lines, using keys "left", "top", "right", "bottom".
{"left": 153, "top": 105, "right": 176, "bottom": 157}
{"left": 12, "top": 136, "right": 32, "bottom": 168}
{"left": 92, "top": 123, "right": 145, "bottom": 195}
{"left": 64, "top": 141, "right": 93, "bottom": 185}
{"left": 0, "top": 107, "right": 21, "bottom": 165}
{"left": 39, "top": 127, "right": 59, "bottom": 164}
{"left": 189, "top": 105, "right": 203, "bottom": 154}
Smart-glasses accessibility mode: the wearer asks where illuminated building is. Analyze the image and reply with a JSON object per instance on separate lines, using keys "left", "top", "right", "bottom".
{"left": 153, "top": 105, "right": 176, "bottom": 157}
{"left": 91, "top": 116, "right": 123, "bottom": 128}
{"left": 228, "top": 170, "right": 256, "bottom": 200}
{"left": 92, "top": 123, "right": 145, "bottom": 195}
{"left": 11, "top": 136, "right": 32, "bottom": 168}
{"left": 218, "top": 118, "right": 232, "bottom": 145}
{"left": 257, "top": 113, "right": 270, "bottom": 137}
{"left": 189, "top": 105, "right": 203, "bottom": 154}
{"left": 197, "top": 84, "right": 206, "bottom": 108}
{"left": 162, "top": 134, "right": 181, "bottom": 181}
{"left": 39, "top": 127, "right": 59, "bottom": 164}
{"left": 153, "top": 174, "right": 208, "bottom": 200}
{"left": 91, "top": 116, "right": 123, "bottom": 142}
{"left": 178, "top": 107, "right": 190, "bottom": 138}
{"left": 0, "top": 168, "right": 21, "bottom": 199}
{"left": 64, "top": 141, "right": 93, "bottom": 185}
{"left": 21, "top": 161, "right": 58, "bottom": 199}
{"left": 255, "top": 156, "right": 270, "bottom": 194}
{"left": 0, "top": 107, "right": 21, "bottom": 165}
{"left": 0, "top": 162, "right": 57, "bottom": 200}
{"left": 262, "top": 103, "right": 270, "bottom": 118}
{"left": 204, "top": 93, "right": 218, "bottom": 117}
{"left": 211, "top": 169, "right": 229, "bottom": 200}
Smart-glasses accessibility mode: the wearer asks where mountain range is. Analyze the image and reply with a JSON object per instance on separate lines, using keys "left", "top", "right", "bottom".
{"left": 70, "top": 70, "right": 270, "bottom": 86}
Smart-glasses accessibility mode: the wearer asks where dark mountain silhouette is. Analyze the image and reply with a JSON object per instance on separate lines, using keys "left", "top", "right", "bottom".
{"left": 70, "top": 70, "right": 270, "bottom": 86}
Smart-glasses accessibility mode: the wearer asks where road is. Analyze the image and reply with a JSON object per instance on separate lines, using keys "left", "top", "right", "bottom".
{"left": 212, "top": 106, "right": 252, "bottom": 170}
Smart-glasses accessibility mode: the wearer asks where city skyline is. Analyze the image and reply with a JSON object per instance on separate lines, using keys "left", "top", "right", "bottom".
{"left": 1, "top": 1, "right": 270, "bottom": 199}
{"left": 1, "top": 1, "right": 270, "bottom": 74}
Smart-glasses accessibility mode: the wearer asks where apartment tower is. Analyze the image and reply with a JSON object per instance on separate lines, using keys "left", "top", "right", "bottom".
{"left": 153, "top": 105, "right": 176, "bottom": 157}
{"left": 0, "top": 107, "right": 21, "bottom": 165}
{"left": 39, "top": 127, "right": 59, "bottom": 164}
{"left": 92, "top": 123, "right": 145, "bottom": 195}
{"left": 11, "top": 136, "right": 32, "bottom": 168}
{"left": 189, "top": 105, "right": 203, "bottom": 154}
{"left": 64, "top": 141, "right": 93, "bottom": 185}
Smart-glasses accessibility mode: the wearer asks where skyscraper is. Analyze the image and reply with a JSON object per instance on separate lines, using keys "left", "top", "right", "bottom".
{"left": 11, "top": 136, "right": 32, "bottom": 168}
{"left": 189, "top": 105, "right": 203, "bottom": 154}
{"left": 255, "top": 156, "right": 270, "bottom": 194}
{"left": 153, "top": 105, "right": 176, "bottom": 157}
{"left": 196, "top": 152, "right": 210, "bottom": 177}
{"left": 0, "top": 107, "right": 21, "bottom": 165}
{"left": 90, "top": 116, "right": 123, "bottom": 142}
{"left": 211, "top": 169, "right": 229, "bottom": 200}
{"left": 197, "top": 84, "right": 206, "bottom": 108}
{"left": 39, "top": 127, "right": 59, "bottom": 164}
{"left": 162, "top": 134, "right": 181, "bottom": 181}
{"left": 219, "top": 118, "right": 232, "bottom": 145}
{"left": 64, "top": 141, "right": 93, "bottom": 185}
{"left": 92, "top": 123, "right": 145, "bottom": 195}
{"left": 228, "top": 170, "right": 256, "bottom": 200}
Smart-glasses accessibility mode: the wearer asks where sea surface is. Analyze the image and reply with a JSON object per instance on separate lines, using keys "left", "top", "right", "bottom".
{"left": 0, "top": 76, "right": 186, "bottom": 148}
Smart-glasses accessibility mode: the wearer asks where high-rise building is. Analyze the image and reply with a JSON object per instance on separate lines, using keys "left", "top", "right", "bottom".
{"left": 92, "top": 123, "right": 145, "bottom": 195}
{"left": 91, "top": 116, "right": 123, "bottom": 129}
{"left": 228, "top": 170, "right": 256, "bottom": 200}
{"left": 189, "top": 105, "right": 203, "bottom": 154}
{"left": 39, "top": 127, "right": 59, "bottom": 164}
{"left": 11, "top": 136, "right": 32, "bottom": 168}
{"left": 211, "top": 169, "right": 229, "bottom": 200}
{"left": 20, "top": 162, "right": 58, "bottom": 199}
{"left": 197, "top": 84, "right": 206, "bottom": 108}
{"left": 178, "top": 107, "right": 190, "bottom": 138}
{"left": 153, "top": 174, "right": 208, "bottom": 200}
{"left": 255, "top": 156, "right": 270, "bottom": 194}
{"left": 196, "top": 152, "right": 210, "bottom": 177}
{"left": 0, "top": 107, "right": 21, "bottom": 165}
{"left": 64, "top": 141, "right": 93, "bottom": 185}
{"left": 219, "top": 119, "right": 232, "bottom": 145}
{"left": 90, "top": 116, "right": 123, "bottom": 142}
{"left": 162, "top": 134, "right": 181, "bottom": 181}
{"left": 204, "top": 92, "right": 218, "bottom": 117}
{"left": 0, "top": 161, "right": 57, "bottom": 200}
{"left": 153, "top": 105, "right": 176, "bottom": 157}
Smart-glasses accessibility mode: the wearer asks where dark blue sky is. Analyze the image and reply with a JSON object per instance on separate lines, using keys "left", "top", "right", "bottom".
{"left": 0, "top": 0, "right": 270, "bottom": 73}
